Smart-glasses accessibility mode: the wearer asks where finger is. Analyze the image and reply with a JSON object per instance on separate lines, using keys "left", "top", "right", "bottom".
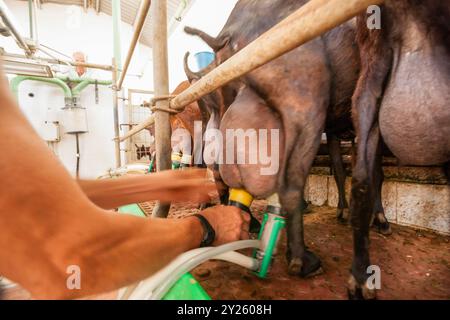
{"left": 241, "top": 212, "right": 251, "bottom": 223}
{"left": 241, "top": 222, "right": 250, "bottom": 233}
{"left": 240, "top": 230, "right": 250, "bottom": 240}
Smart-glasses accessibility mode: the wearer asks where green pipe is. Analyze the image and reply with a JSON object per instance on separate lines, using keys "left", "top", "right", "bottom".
{"left": 173, "top": 0, "right": 188, "bottom": 21}
{"left": 57, "top": 76, "right": 112, "bottom": 85}
{"left": 71, "top": 78, "right": 113, "bottom": 97}
{"left": 112, "top": 0, "right": 122, "bottom": 77}
{"left": 10, "top": 75, "right": 72, "bottom": 99}
{"left": 10, "top": 76, "right": 112, "bottom": 102}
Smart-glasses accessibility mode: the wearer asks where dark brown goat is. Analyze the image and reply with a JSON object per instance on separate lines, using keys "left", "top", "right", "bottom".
{"left": 349, "top": 0, "right": 449, "bottom": 299}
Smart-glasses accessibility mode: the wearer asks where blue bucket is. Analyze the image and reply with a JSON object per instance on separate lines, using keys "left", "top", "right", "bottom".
{"left": 194, "top": 51, "right": 215, "bottom": 70}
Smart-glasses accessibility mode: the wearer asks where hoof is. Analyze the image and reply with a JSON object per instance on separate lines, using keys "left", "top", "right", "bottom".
{"left": 288, "top": 257, "right": 303, "bottom": 275}
{"left": 337, "top": 208, "right": 350, "bottom": 225}
{"left": 347, "top": 274, "right": 377, "bottom": 300}
{"left": 371, "top": 212, "right": 393, "bottom": 235}
{"left": 287, "top": 250, "right": 322, "bottom": 277}
{"left": 300, "top": 199, "right": 312, "bottom": 214}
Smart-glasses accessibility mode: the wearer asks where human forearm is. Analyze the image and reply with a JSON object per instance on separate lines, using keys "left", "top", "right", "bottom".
{"left": 0, "top": 84, "right": 206, "bottom": 299}
{"left": 78, "top": 170, "right": 214, "bottom": 210}
{"left": 0, "top": 203, "right": 203, "bottom": 299}
{"left": 78, "top": 177, "right": 163, "bottom": 209}
{"left": 41, "top": 210, "right": 203, "bottom": 299}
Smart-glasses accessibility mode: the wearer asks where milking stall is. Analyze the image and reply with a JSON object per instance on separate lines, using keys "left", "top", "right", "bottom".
{"left": 0, "top": 0, "right": 448, "bottom": 303}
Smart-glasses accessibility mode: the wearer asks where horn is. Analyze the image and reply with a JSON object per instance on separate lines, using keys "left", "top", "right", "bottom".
{"left": 184, "top": 26, "right": 229, "bottom": 51}
{"left": 183, "top": 52, "right": 203, "bottom": 81}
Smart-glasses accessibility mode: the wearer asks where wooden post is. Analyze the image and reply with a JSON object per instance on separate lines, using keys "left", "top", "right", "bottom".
{"left": 151, "top": 0, "right": 171, "bottom": 218}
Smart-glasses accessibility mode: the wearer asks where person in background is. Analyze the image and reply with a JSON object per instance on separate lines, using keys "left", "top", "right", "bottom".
{"left": 71, "top": 51, "right": 93, "bottom": 78}
{"left": 56, "top": 51, "right": 94, "bottom": 79}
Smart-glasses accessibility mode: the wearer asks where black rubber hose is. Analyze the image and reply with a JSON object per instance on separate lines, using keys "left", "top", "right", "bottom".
{"left": 75, "top": 133, "right": 80, "bottom": 178}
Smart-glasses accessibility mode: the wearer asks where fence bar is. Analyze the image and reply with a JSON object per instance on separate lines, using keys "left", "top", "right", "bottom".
{"left": 151, "top": 0, "right": 172, "bottom": 218}
{"left": 117, "top": 0, "right": 152, "bottom": 90}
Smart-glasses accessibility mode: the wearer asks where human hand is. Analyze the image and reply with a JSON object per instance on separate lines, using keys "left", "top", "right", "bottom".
{"left": 197, "top": 205, "right": 251, "bottom": 246}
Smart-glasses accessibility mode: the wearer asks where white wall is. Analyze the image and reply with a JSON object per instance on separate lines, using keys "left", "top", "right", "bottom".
{"left": 166, "top": 0, "right": 239, "bottom": 90}
{"left": 1, "top": 0, "right": 154, "bottom": 178}
{"left": 0, "top": 0, "right": 238, "bottom": 178}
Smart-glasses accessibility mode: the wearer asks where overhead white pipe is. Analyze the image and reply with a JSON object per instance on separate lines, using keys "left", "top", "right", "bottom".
{"left": 0, "top": 0, "right": 32, "bottom": 56}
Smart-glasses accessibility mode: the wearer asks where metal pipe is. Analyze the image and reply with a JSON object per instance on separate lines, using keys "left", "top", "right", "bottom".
{"left": 61, "top": 60, "right": 112, "bottom": 71}
{"left": 112, "top": 58, "right": 122, "bottom": 168}
{"left": 32, "top": 0, "right": 38, "bottom": 41}
{"left": 118, "top": 0, "right": 384, "bottom": 141}
{"left": 151, "top": 0, "right": 171, "bottom": 218}
{"left": 125, "top": 88, "right": 154, "bottom": 156}
{"left": 0, "top": 1, "right": 33, "bottom": 56}
{"left": 168, "top": 0, "right": 188, "bottom": 32}
{"left": 117, "top": 0, "right": 151, "bottom": 91}
{"left": 39, "top": 43, "right": 72, "bottom": 60}
{"left": 128, "top": 88, "right": 154, "bottom": 95}
{"left": 112, "top": 0, "right": 122, "bottom": 79}
{"left": 28, "top": 0, "right": 33, "bottom": 39}
{"left": 2, "top": 51, "right": 113, "bottom": 71}
{"left": 71, "top": 78, "right": 112, "bottom": 97}
{"left": 37, "top": 46, "right": 62, "bottom": 62}
{"left": 173, "top": 0, "right": 187, "bottom": 21}
{"left": 119, "top": 116, "right": 155, "bottom": 142}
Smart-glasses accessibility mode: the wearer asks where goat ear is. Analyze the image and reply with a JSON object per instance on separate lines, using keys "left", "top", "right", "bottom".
{"left": 135, "top": 144, "right": 139, "bottom": 148}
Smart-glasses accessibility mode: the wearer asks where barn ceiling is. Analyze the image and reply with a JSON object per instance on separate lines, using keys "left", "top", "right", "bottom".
{"left": 18, "top": 0, "right": 194, "bottom": 47}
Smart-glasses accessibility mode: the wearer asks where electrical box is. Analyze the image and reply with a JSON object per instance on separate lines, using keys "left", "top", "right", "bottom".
{"left": 42, "top": 121, "right": 60, "bottom": 142}
{"left": 61, "top": 106, "right": 89, "bottom": 134}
